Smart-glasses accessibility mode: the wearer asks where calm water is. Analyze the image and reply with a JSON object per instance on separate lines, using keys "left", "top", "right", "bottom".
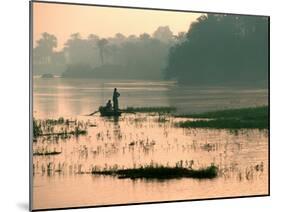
{"left": 33, "top": 78, "right": 268, "bottom": 210}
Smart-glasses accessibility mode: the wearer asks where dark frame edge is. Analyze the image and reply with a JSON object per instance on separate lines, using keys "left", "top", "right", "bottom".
{"left": 29, "top": 1, "right": 34, "bottom": 211}
{"left": 267, "top": 16, "right": 270, "bottom": 197}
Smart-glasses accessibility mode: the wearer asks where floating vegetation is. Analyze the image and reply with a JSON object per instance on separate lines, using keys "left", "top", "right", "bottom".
{"left": 33, "top": 150, "right": 62, "bottom": 156}
{"left": 201, "top": 143, "right": 217, "bottom": 152}
{"left": 33, "top": 146, "right": 62, "bottom": 156}
{"left": 91, "top": 164, "right": 218, "bottom": 179}
{"left": 175, "top": 106, "right": 268, "bottom": 129}
{"left": 176, "top": 119, "right": 268, "bottom": 129}
{"left": 156, "top": 113, "right": 169, "bottom": 123}
{"left": 43, "top": 117, "right": 66, "bottom": 125}
{"left": 33, "top": 117, "right": 88, "bottom": 140}
{"left": 39, "top": 128, "right": 87, "bottom": 137}
{"left": 32, "top": 111, "right": 267, "bottom": 196}
{"left": 175, "top": 106, "right": 268, "bottom": 119}
{"left": 124, "top": 106, "right": 176, "bottom": 113}
{"left": 33, "top": 118, "right": 43, "bottom": 138}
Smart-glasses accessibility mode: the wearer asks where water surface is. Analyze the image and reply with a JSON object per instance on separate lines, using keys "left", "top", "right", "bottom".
{"left": 33, "top": 78, "right": 268, "bottom": 210}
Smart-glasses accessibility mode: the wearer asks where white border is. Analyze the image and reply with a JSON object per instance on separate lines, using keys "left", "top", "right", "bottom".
{"left": 1, "top": 0, "right": 279, "bottom": 212}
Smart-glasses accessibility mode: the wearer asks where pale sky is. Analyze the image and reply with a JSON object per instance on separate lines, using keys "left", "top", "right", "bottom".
{"left": 33, "top": 2, "right": 202, "bottom": 50}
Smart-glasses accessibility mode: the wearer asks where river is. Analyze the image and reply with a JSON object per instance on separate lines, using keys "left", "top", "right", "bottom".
{"left": 32, "top": 77, "right": 268, "bottom": 210}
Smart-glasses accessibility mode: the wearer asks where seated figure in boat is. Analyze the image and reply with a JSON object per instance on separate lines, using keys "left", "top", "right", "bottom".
{"left": 99, "top": 89, "right": 121, "bottom": 116}
{"left": 105, "top": 100, "right": 113, "bottom": 112}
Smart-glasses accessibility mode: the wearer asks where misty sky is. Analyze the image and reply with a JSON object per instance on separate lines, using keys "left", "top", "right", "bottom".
{"left": 33, "top": 2, "right": 201, "bottom": 50}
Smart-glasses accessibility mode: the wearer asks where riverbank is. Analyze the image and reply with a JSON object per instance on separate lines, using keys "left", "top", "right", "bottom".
{"left": 175, "top": 106, "right": 268, "bottom": 129}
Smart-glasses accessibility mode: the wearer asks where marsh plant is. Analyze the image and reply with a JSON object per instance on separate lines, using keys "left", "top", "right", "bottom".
{"left": 33, "top": 117, "right": 88, "bottom": 140}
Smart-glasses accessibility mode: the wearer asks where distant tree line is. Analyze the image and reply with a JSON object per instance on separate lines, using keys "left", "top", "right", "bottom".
{"left": 164, "top": 14, "right": 268, "bottom": 85}
{"left": 33, "top": 26, "right": 183, "bottom": 79}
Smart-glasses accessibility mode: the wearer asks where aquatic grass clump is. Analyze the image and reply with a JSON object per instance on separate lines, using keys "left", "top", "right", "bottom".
{"left": 176, "top": 118, "right": 268, "bottom": 129}
{"left": 33, "top": 150, "right": 62, "bottom": 156}
{"left": 124, "top": 106, "right": 176, "bottom": 113}
{"left": 175, "top": 106, "right": 268, "bottom": 129}
{"left": 33, "top": 118, "right": 43, "bottom": 138}
{"left": 44, "top": 117, "right": 66, "bottom": 125}
{"left": 38, "top": 129, "right": 87, "bottom": 137}
{"left": 69, "top": 126, "right": 87, "bottom": 136}
{"left": 33, "top": 117, "right": 88, "bottom": 139}
{"left": 92, "top": 165, "right": 218, "bottom": 179}
{"left": 175, "top": 106, "right": 268, "bottom": 120}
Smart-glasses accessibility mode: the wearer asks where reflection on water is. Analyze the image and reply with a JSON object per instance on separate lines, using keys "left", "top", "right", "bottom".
{"left": 33, "top": 78, "right": 268, "bottom": 117}
{"left": 33, "top": 78, "right": 268, "bottom": 210}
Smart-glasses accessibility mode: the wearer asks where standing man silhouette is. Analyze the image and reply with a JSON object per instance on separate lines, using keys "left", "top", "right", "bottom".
{"left": 113, "top": 88, "right": 120, "bottom": 113}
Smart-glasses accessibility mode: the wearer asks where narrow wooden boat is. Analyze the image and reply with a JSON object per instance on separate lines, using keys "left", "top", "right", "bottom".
{"left": 99, "top": 106, "right": 122, "bottom": 117}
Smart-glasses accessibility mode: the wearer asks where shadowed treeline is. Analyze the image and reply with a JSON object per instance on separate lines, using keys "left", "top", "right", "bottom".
{"left": 164, "top": 14, "right": 268, "bottom": 85}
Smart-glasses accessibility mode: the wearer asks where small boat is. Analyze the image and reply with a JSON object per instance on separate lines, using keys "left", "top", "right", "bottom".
{"left": 41, "top": 73, "right": 54, "bottom": 78}
{"left": 99, "top": 106, "right": 122, "bottom": 117}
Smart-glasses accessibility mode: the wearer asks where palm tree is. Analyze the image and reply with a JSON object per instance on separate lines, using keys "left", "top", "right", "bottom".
{"left": 36, "top": 32, "right": 57, "bottom": 53}
{"left": 97, "top": 38, "right": 108, "bottom": 65}
{"left": 35, "top": 32, "right": 57, "bottom": 64}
